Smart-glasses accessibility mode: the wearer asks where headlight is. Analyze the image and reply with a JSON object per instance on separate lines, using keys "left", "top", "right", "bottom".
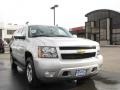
{"left": 96, "top": 45, "right": 100, "bottom": 55}
{"left": 38, "top": 46, "right": 58, "bottom": 58}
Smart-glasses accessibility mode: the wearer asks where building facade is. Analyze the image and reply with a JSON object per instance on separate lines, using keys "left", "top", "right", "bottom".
{"left": 70, "top": 26, "right": 85, "bottom": 38}
{"left": 85, "top": 9, "right": 120, "bottom": 45}
{"left": 0, "top": 22, "right": 19, "bottom": 43}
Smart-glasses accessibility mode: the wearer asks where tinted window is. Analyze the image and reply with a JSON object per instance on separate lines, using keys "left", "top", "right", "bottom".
{"left": 28, "top": 26, "right": 72, "bottom": 37}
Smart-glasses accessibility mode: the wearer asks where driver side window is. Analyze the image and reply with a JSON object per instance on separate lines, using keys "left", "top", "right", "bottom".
{"left": 58, "top": 29, "right": 67, "bottom": 35}
{"left": 21, "top": 27, "right": 26, "bottom": 36}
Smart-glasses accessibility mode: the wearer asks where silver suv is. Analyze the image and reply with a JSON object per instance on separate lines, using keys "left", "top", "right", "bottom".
{"left": 10, "top": 25, "right": 103, "bottom": 86}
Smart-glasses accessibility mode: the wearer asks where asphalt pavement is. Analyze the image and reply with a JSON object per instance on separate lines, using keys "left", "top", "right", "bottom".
{"left": 0, "top": 47, "right": 120, "bottom": 90}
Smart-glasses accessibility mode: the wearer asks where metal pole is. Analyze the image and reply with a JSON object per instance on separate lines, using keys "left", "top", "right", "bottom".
{"left": 50, "top": 5, "right": 58, "bottom": 26}
{"left": 54, "top": 8, "right": 55, "bottom": 25}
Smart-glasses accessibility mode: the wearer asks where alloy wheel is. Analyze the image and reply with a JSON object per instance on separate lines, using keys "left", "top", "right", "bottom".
{"left": 27, "top": 63, "right": 33, "bottom": 83}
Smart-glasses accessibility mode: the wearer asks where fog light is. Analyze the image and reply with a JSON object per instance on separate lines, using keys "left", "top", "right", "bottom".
{"left": 45, "top": 71, "right": 55, "bottom": 77}
{"left": 91, "top": 67, "right": 97, "bottom": 72}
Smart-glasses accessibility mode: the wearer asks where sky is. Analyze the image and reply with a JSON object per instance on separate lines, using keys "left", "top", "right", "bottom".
{"left": 0, "top": 0, "right": 120, "bottom": 28}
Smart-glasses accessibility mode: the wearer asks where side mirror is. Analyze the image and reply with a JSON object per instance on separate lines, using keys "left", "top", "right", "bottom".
{"left": 14, "top": 34, "right": 26, "bottom": 40}
{"left": 73, "top": 34, "right": 77, "bottom": 38}
{"left": 14, "top": 36, "right": 26, "bottom": 39}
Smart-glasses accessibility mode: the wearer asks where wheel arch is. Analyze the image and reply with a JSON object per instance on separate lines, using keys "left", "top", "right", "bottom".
{"left": 25, "top": 51, "right": 33, "bottom": 63}
{"left": 10, "top": 47, "right": 12, "bottom": 53}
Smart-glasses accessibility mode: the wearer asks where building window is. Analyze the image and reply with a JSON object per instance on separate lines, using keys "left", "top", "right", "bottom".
{"left": 7, "top": 30, "right": 16, "bottom": 35}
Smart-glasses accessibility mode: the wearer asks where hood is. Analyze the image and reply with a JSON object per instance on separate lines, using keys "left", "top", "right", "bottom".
{"left": 29, "top": 37, "right": 99, "bottom": 47}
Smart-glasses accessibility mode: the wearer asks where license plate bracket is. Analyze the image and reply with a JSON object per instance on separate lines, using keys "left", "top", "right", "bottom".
{"left": 75, "top": 69, "right": 86, "bottom": 77}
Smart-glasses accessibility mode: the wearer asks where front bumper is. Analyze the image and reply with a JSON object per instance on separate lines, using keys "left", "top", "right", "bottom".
{"left": 33, "top": 55, "right": 103, "bottom": 81}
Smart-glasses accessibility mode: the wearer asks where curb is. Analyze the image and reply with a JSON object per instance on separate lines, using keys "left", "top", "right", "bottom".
{"left": 100, "top": 45, "right": 120, "bottom": 47}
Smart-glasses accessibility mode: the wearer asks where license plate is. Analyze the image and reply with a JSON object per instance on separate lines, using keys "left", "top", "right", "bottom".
{"left": 75, "top": 69, "right": 86, "bottom": 77}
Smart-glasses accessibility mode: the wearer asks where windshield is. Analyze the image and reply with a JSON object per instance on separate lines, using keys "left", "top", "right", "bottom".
{"left": 28, "top": 25, "right": 72, "bottom": 37}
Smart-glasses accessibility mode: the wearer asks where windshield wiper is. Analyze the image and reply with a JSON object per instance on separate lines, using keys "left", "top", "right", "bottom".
{"left": 32, "top": 35, "right": 49, "bottom": 37}
{"left": 54, "top": 35, "right": 69, "bottom": 37}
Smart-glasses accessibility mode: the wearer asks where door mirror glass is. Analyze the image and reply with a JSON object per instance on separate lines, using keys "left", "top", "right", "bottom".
{"left": 14, "top": 34, "right": 26, "bottom": 40}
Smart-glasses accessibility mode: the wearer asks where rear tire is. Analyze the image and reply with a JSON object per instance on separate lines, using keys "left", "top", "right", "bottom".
{"left": 10, "top": 53, "right": 17, "bottom": 71}
{"left": 26, "top": 57, "right": 39, "bottom": 87}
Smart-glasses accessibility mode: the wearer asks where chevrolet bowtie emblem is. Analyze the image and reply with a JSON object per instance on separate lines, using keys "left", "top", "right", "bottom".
{"left": 77, "top": 49, "right": 85, "bottom": 54}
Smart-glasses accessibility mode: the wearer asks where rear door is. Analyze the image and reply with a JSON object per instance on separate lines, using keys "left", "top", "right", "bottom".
{"left": 17, "top": 27, "right": 27, "bottom": 65}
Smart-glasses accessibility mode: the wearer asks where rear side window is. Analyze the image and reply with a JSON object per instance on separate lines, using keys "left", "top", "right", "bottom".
{"left": 13, "top": 27, "right": 26, "bottom": 36}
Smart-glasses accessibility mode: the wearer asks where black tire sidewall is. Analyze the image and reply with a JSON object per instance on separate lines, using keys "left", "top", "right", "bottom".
{"left": 26, "top": 57, "right": 38, "bottom": 87}
{"left": 10, "top": 53, "right": 17, "bottom": 71}
{"left": 10, "top": 53, "right": 13, "bottom": 65}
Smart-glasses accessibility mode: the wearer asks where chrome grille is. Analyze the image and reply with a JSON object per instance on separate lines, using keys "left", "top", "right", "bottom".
{"left": 61, "top": 52, "right": 96, "bottom": 59}
{"left": 59, "top": 46, "right": 96, "bottom": 50}
{"left": 59, "top": 46, "right": 96, "bottom": 59}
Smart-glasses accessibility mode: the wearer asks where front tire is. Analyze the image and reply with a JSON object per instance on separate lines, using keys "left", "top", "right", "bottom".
{"left": 76, "top": 77, "right": 91, "bottom": 85}
{"left": 10, "top": 53, "right": 17, "bottom": 71}
{"left": 26, "top": 57, "right": 38, "bottom": 87}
